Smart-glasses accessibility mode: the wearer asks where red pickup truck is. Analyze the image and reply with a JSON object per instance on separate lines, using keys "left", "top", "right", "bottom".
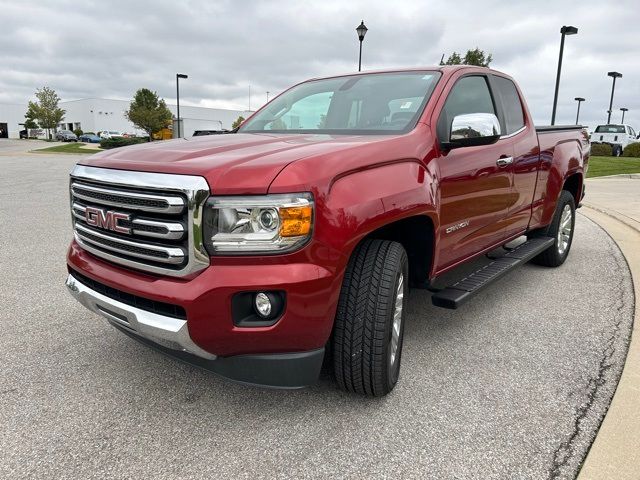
{"left": 66, "top": 66, "right": 589, "bottom": 396}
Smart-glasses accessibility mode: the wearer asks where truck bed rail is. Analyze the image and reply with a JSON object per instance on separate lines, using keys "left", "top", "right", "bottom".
{"left": 535, "top": 125, "right": 585, "bottom": 133}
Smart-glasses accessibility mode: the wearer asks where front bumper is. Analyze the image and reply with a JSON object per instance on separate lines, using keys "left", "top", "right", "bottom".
{"left": 66, "top": 273, "right": 214, "bottom": 358}
{"left": 67, "top": 240, "right": 340, "bottom": 357}
{"left": 65, "top": 273, "right": 325, "bottom": 388}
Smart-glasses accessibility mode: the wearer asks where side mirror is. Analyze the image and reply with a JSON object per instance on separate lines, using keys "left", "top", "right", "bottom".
{"left": 445, "top": 113, "right": 501, "bottom": 149}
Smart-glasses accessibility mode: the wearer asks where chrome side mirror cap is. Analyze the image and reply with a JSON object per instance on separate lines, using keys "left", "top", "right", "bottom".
{"left": 446, "top": 113, "right": 501, "bottom": 149}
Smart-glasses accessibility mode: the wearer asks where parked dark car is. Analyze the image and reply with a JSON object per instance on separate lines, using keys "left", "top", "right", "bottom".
{"left": 193, "top": 129, "right": 229, "bottom": 136}
{"left": 55, "top": 130, "right": 78, "bottom": 142}
{"left": 78, "top": 134, "right": 101, "bottom": 143}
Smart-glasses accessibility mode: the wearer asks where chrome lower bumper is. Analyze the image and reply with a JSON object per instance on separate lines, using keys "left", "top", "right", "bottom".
{"left": 65, "top": 274, "right": 216, "bottom": 360}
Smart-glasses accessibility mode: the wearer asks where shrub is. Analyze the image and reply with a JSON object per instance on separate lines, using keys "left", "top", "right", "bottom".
{"left": 100, "top": 137, "right": 146, "bottom": 149}
{"left": 73, "top": 128, "right": 83, "bottom": 137}
{"left": 590, "top": 143, "right": 612, "bottom": 156}
{"left": 622, "top": 142, "right": 640, "bottom": 158}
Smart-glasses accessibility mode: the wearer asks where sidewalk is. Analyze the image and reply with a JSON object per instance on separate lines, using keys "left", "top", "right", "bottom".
{"left": 579, "top": 176, "right": 640, "bottom": 479}
{"left": 583, "top": 175, "right": 640, "bottom": 232}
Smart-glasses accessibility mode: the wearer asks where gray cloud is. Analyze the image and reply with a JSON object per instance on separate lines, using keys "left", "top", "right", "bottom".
{"left": 1, "top": 0, "right": 638, "bottom": 130}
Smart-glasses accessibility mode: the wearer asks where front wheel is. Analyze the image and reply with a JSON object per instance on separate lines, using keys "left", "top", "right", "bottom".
{"left": 528, "top": 190, "right": 576, "bottom": 267}
{"left": 332, "top": 239, "right": 408, "bottom": 396}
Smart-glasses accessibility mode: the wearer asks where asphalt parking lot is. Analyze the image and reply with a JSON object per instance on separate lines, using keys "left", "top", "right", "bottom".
{"left": 0, "top": 140, "right": 634, "bottom": 479}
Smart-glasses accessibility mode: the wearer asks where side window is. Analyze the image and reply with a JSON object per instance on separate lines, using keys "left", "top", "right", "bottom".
{"left": 438, "top": 76, "right": 495, "bottom": 141}
{"left": 493, "top": 76, "right": 525, "bottom": 135}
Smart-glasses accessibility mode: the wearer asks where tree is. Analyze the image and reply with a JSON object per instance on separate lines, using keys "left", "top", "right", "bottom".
{"left": 24, "top": 117, "right": 38, "bottom": 129}
{"left": 232, "top": 115, "right": 245, "bottom": 129}
{"left": 26, "top": 87, "right": 65, "bottom": 140}
{"left": 125, "top": 88, "right": 172, "bottom": 141}
{"left": 441, "top": 48, "right": 493, "bottom": 67}
{"left": 441, "top": 52, "right": 462, "bottom": 65}
{"left": 463, "top": 48, "right": 492, "bottom": 67}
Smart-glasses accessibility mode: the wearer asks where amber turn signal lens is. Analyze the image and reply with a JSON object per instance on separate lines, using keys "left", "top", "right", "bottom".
{"left": 279, "top": 206, "right": 312, "bottom": 237}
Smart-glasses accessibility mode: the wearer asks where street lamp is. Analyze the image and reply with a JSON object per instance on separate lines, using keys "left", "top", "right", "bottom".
{"left": 551, "top": 25, "right": 578, "bottom": 125}
{"left": 176, "top": 73, "right": 188, "bottom": 138}
{"left": 620, "top": 107, "right": 628, "bottom": 124}
{"left": 356, "top": 20, "right": 368, "bottom": 72}
{"left": 574, "top": 97, "right": 585, "bottom": 125}
{"left": 606, "top": 71, "right": 622, "bottom": 124}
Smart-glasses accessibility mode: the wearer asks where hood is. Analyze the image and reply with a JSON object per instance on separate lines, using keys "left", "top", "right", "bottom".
{"left": 81, "top": 132, "right": 394, "bottom": 194}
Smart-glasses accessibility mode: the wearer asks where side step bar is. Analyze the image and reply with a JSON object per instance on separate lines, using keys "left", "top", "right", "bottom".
{"left": 431, "top": 237, "right": 555, "bottom": 309}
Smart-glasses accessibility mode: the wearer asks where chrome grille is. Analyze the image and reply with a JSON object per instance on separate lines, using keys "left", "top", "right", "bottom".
{"left": 70, "top": 165, "right": 210, "bottom": 277}
{"left": 71, "top": 183, "right": 186, "bottom": 214}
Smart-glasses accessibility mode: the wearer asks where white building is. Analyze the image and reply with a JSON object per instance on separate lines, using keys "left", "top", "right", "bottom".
{"left": 0, "top": 98, "right": 251, "bottom": 139}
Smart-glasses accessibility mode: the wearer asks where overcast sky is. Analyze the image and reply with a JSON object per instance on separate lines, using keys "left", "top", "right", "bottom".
{"left": 1, "top": 0, "right": 638, "bottom": 130}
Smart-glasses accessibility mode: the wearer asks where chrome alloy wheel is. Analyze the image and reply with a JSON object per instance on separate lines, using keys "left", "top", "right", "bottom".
{"left": 557, "top": 205, "right": 573, "bottom": 255}
{"left": 389, "top": 273, "right": 404, "bottom": 366}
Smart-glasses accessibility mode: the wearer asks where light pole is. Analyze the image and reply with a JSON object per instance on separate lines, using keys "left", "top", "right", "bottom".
{"left": 606, "top": 71, "right": 622, "bottom": 124}
{"left": 551, "top": 25, "right": 578, "bottom": 125}
{"left": 620, "top": 107, "right": 628, "bottom": 124}
{"left": 266, "top": 91, "right": 270, "bottom": 103}
{"left": 356, "top": 21, "right": 368, "bottom": 72}
{"left": 176, "top": 73, "right": 188, "bottom": 138}
{"left": 574, "top": 97, "right": 585, "bottom": 125}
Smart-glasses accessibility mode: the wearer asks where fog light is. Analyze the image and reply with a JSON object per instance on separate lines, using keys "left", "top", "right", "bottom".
{"left": 254, "top": 292, "right": 272, "bottom": 318}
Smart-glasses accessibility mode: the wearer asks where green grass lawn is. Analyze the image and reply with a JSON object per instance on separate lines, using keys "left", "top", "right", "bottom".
{"left": 587, "top": 156, "right": 640, "bottom": 178}
{"left": 33, "top": 143, "right": 101, "bottom": 154}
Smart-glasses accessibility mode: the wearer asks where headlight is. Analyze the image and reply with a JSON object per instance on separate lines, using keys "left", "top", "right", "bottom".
{"left": 202, "top": 193, "right": 313, "bottom": 255}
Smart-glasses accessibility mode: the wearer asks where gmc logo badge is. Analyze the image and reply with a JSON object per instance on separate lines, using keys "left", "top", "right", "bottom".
{"left": 84, "top": 207, "right": 131, "bottom": 234}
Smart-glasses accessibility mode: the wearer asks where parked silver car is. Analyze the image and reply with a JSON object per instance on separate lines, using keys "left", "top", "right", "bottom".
{"left": 55, "top": 130, "right": 78, "bottom": 142}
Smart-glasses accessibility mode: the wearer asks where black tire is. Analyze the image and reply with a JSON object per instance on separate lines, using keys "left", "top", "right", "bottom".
{"left": 332, "top": 239, "right": 408, "bottom": 396}
{"left": 528, "top": 190, "right": 576, "bottom": 267}
{"left": 614, "top": 145, "right": 622, "bottom": 157}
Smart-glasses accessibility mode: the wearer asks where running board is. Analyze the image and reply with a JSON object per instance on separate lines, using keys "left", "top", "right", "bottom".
{"left": 431, "top": 237, "right": 555, "bottom": 309}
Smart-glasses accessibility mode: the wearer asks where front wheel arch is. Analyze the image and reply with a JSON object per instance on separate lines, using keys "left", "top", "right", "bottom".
{"left": 359, "top": 214, "right": 435, "bottom": 285}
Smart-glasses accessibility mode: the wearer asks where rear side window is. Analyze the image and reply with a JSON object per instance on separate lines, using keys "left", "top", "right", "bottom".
{"left": 437, "top": 76, "right": 495, "bottom": 141}
{"left": 595, "top": 125, "right": 625, "bottom": 133}
{"left": 493, "top": 76, "right": 525, "bottom": 134}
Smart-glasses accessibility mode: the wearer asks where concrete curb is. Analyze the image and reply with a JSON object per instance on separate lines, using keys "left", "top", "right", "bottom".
{"left": 578, "top": 206, "right": 640, "bottom": 479}
{"left": 582, "top": 203, "right": 640, "bottom": 234}
{"left": 588, "top": 174, "right": 640, "bottom": 180}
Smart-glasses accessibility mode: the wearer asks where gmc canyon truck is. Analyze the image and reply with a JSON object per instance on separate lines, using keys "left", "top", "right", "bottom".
{"left": 66, "top": 66, "right": 589, "bottom": 396}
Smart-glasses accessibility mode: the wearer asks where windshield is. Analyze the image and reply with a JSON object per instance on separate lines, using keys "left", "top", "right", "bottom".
{"left": 595, "top": 125, "right": 625, "bottom": 133}
{"left": 239, "top": 71, "right": 440, "bottom": 135}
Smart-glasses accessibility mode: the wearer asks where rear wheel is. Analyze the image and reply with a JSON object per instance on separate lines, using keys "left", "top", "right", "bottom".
{"left": 528, "top": 190, "right": 576, "bottom": 267}
{"left": 332, "top": 239, "right": 408, "bottom": 396}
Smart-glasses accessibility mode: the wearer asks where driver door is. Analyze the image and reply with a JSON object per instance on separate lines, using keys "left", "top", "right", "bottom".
{"left": 434, "top": 75, "right": 514, "bottom": 271}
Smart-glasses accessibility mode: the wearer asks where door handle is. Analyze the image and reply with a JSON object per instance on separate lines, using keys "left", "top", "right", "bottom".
{"left": 496, "top": 156, "right": 513, "bottom": 167}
